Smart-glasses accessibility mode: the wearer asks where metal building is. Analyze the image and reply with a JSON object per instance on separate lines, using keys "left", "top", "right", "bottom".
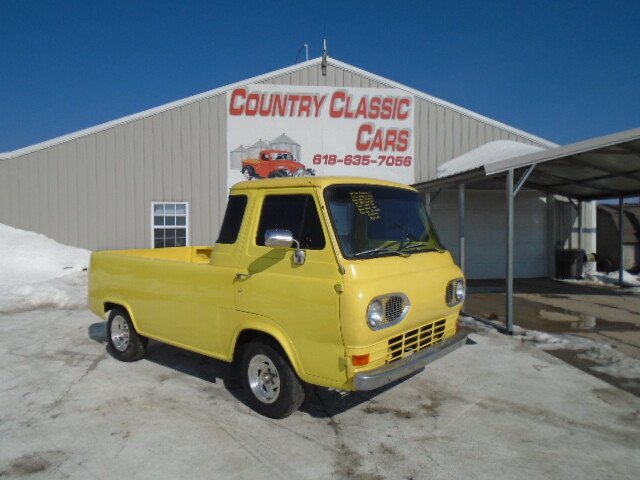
{"left": 0, "top": 57, "right": 559, "bottom": 277}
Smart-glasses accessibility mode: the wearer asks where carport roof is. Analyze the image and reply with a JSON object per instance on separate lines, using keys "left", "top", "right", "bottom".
{"left": 416, "top": 127, "right": 640, "bottom": 201}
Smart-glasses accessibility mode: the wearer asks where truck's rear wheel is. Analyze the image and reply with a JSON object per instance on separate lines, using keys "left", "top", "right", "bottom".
{"left": 107, "top": 308, "right": 147, "bottom": 362}
{"left": 241, "top": 341, "right": 304, "bottom": 418}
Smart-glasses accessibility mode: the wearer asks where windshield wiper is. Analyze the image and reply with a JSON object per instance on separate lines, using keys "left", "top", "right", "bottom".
{"left": 398, "top": 243, "right": 445, "bottom": 254}
{"left": 352, "top": 247, "right": 410, "bottom": 258}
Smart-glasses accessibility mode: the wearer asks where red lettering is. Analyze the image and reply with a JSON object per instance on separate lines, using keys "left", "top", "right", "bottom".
{"left": 385, "top": 129, "right": 398, "bottom": 150}
{"left": 397, "top": 98, "right": 411, "bottom": 120}
{"left": 356, "top": 123, "right": 374, "bottom": 151}
{"left": 313, "top": 95, "right": 326, "bottom": 117}
{"left": 356, "top": 125, "right": 412, "bottom": 152}
{"left": 258, "top": 94, "right": 273, "bottom": 116}
{"left": 272, "top": 95, "right": 286, "bottom": 116}
{"left": 380, "top": 98, "right": 393, "bottom": 119}
{"left": 344, "top": 95, "right": 355, "bottom": 119}
{"left": 287, "top": 95, "right": 300, "bottom": 116}
{"left": 355, "top": 96, "right": 368, "bottom": 118}
{"left": 229, "top": 88, "right": 247, "bottom": 115}
{"left": 245, "top": 93, "right": 260, "bottom": 116}
{"left": 330, "top": 91, "right": 347, "bottom": 118}
{"left": 369, "top": 97, "right": 381, "bottom": 119}
{"left": 397, "top": 129, "right": 410, "bottom": 151}
{"left": 298, "top": 96, "right": 312, "bottom": 117}
{"left": 371, "top": 129, "right": 384, "bottom": 149}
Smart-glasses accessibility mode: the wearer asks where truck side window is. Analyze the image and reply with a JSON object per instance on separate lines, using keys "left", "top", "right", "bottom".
{"left": 257, "top": 195, "right": 326, "bottom": 250}
{"left": 217, "top": 195, "right": 248, "bottom": 244}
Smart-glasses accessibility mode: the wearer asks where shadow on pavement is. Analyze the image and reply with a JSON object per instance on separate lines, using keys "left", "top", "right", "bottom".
{"left": 88, "top": 321, "right": 407, "bottom": 417}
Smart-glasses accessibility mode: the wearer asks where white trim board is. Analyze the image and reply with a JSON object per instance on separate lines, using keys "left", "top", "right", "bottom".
{"left": 1, "top": 57, "right": 556, "bottom": 160}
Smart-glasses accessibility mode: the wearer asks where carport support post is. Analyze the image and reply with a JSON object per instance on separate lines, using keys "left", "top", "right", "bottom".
{"left": 619, "top": 196, "right": 624, "bottom": 287}
{"left": 578, "top": 201, "right": 583, "bottom": 250}
{"left": 506, "top": 169, "right": 514, "bottom": 334}
{"left": 458, "top": 184, "right": 465, "bottom": 271}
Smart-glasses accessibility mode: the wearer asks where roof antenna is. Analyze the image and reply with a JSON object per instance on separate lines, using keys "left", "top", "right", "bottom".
{"left": 295, "top": 43, "right": 309, "bottom": 63}
{"left": 321, "top": 38, "right": 328, "bottom": 76}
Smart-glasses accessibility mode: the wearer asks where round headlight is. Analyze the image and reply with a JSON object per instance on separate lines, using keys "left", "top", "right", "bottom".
{"left": 455, "top": 280, "right": 465, "bottom": 301}
{"left": 367, "top": 300, "right": 384, "bottom": 328}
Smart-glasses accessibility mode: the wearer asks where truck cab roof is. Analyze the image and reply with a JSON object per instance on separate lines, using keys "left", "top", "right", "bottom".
{"left": 230, "top": 176, "right": 418, "bottom": 192}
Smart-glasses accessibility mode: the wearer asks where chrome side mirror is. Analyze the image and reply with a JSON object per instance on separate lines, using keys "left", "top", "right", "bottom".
{"left": 265, "top": 229, "right": 293, "bottom": 248}
{"left": 264, "top": 229, "right": 306, "bottom": 265}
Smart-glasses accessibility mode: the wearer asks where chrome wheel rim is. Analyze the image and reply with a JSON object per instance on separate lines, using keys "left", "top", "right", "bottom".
{"left": 111, "top": 315, "right": 130, "bottom": 352}
{"left": 247, "top": 354, "right": 280, "bottom": 404}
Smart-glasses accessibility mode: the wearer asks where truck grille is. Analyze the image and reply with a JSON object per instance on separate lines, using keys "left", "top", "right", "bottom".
{"left": 387, "top": 319, "right": 447, "bottom": 363}
{"left": 446, "top": 282, "right": 454, "bottom": 304}
{"left": 383, "top": 295, "right": 406, "bottom": 324}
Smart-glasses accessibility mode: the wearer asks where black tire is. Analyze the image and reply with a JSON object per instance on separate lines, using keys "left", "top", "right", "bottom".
{"left": 241, "top": 340, "right": 305, "bottom": 419}
{"left": 107, "top": 308, "right": 147, "bottom": 362}
{"left": 268, "top": 169, "right": 290, "bottom": 178}
{"left": 241, "top": 166, "right": 257, "bottom": 180}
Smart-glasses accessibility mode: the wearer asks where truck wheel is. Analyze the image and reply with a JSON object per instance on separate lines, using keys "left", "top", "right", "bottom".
{"left": 107, "top": 308, "right": 147, "bottom": 362}
{"left": 241, "top": 166, "right": 256, "bottom": 180}
{"left": 241, "top": 341, "right": 305, "bottom": 418}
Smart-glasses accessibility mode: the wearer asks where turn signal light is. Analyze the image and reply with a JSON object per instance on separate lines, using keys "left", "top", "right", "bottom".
{"left": 352, "top": 354, "right": 370, "bottom": 366}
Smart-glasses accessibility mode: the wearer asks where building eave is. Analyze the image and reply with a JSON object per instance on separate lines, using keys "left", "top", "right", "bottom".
{"left": 1, "top": 56, "right": 556, "bottom": 160}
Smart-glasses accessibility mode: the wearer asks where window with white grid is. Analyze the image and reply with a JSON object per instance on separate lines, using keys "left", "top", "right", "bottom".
{"left": 151, "top": 202, "right": 189, "bottom": 248}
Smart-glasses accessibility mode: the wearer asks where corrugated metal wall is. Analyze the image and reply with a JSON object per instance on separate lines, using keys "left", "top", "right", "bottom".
{"left": 262, "top": 62, "right": 546, "bottom": 182}
{"left": 0, "top": 61, "right": 549, "bottom": 251}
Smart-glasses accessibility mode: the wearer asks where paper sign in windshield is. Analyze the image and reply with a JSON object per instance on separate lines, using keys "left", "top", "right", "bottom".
{"left": 349, "top": 191, "right": 381, "bottom": 220}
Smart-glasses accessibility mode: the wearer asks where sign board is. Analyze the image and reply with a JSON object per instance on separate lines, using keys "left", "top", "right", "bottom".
{"left": 226, "top": 85, "right": 415, "bottom": 189}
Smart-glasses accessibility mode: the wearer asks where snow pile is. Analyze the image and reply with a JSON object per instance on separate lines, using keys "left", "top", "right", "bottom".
{"left": 590, "top": 270, "right": 640, "bottom": 287}
{"left": 561, "top": 270, "right": 640, "bottom": 290}
{"left": 0, "top": 272, "right": 88, "bottom": 313}
{"left": 437, "top": 140, "right": 545, "bottom": 178}
{"left": 461, "top": 316, "right": 640, "bottom": 379}
{"left": 0, "top": 223, "right": 90, "bottom": 313}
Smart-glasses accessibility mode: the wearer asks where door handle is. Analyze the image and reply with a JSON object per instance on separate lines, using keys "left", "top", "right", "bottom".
{"left": 236, "top": 272, "right": 253, "bottom": 280}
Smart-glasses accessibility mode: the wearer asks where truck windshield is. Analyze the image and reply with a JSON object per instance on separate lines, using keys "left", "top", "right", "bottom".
{"left": 324, "top": 185, "right": 443, "bottom": 259}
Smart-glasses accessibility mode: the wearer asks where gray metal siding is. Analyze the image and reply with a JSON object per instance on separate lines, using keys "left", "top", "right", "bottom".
{"left": 0, "top": 97, "right": 229, "bottom": 250}
{"left": 0, "top": 61, "right": 547, "bottom": 251}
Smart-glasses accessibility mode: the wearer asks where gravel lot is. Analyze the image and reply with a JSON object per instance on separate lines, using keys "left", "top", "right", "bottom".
{"left": 1, "top": 308, "right": 639, "bottom": 479}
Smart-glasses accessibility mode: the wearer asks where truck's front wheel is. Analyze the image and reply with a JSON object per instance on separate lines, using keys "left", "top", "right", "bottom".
{"left": 241, "top": 341, "right": 305, "bottom": 418}
{"left": 107, "top": 308, "right": 147, "bottom": 362}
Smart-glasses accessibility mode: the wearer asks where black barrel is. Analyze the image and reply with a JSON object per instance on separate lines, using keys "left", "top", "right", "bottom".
{"left": 556, "top": 249, "right": 585, "bottom": 279}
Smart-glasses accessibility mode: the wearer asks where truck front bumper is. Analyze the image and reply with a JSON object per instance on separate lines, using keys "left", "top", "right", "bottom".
{"left": 353, "top": 331, "right": 468, "bottom": 391}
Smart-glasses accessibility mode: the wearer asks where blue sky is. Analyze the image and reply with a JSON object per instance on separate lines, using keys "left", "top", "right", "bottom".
{"left": 1, "top": 0, "right": 638, "bottom": 152}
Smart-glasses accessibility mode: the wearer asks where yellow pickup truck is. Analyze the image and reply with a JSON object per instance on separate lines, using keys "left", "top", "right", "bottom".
{"left": 89, "top": 177, "right": 467, "bottom": 418}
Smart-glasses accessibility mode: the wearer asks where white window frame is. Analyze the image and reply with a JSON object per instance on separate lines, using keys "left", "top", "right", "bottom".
{"left": 151, "top": 201, "right": 190, "bottom": 248}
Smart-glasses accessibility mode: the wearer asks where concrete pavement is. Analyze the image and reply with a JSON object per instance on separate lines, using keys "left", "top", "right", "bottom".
{"left": 1, "top": 308, "right": 638, "bottom": 479}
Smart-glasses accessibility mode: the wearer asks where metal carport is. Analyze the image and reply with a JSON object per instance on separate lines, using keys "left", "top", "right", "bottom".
{"left": 415, "top": 127, "right": 640, "bottom": 334}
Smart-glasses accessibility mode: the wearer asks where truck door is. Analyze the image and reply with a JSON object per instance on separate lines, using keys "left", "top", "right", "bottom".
{"left": 234, "top": 190, "right": 344, "bottom": 384}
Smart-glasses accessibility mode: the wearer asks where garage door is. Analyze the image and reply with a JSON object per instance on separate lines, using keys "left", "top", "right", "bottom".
{"left": 429, "top": 190, "right": 548, "bottom": 279}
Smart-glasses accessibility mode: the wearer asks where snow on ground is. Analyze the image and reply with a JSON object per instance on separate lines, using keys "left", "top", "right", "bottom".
{"left": 0, "top": 223, "right": 90, "bottom": 313}
{"left": 561, "top": 270, "right": 640, "bottom": 290}
{"left": 461, "top": 316, "right": 640, "bottom": 379}
{"left": 436, "top": 140, "right": 545, "bottom": 178}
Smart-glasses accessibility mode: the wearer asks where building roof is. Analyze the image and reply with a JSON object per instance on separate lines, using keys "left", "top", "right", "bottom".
{"left": 417, "top": 127, "right": 640, "bottom": 201}
{"left": 436, "top": 140, "right": 546, "bottom": 178}
{"left": 0, "top": 57, "right": 555, "bottom": 160}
